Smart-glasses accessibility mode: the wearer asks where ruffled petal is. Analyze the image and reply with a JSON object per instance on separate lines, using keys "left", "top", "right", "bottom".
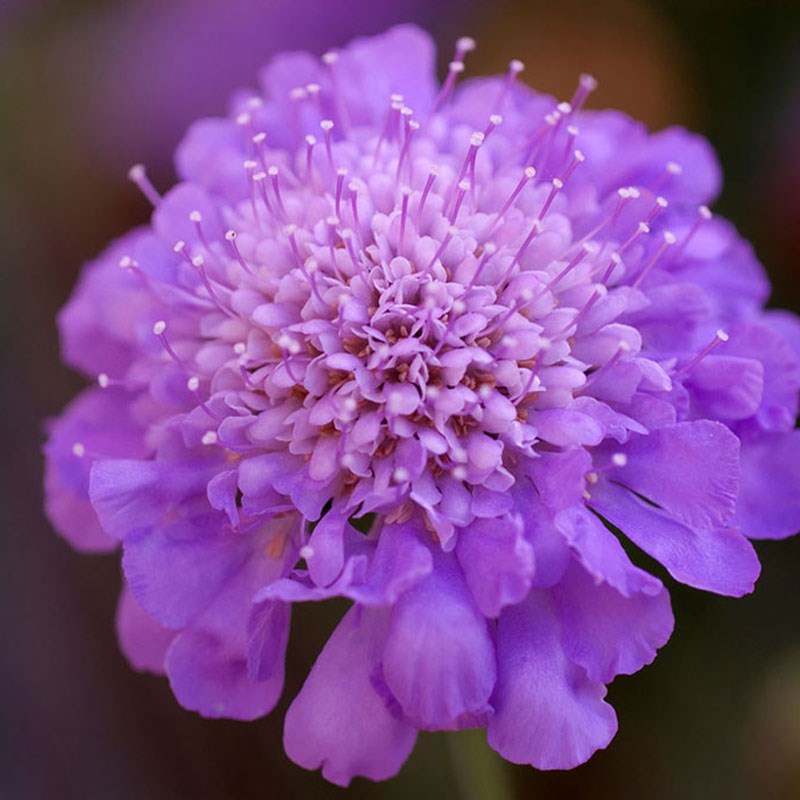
{"left": 165, "top": 530, "right": 290, "bottom": 720}
{"left": 456, "top": 515, "right": 534, "bottom": 617}
{"left": 590, "top": 480, "right": 760, "bottom": 597}
{"left": 734, "top": 430, "right": 800, "bottom": 540}
{"left": 116, "top": 583, "right": 175, "bottom": 674}
{"left": 284, "top": 606, "right": 416, "bottom": 787}
{"left": 488, "top": 590, "right": 617, "bottom": 769}
{"left": 381, "top": 550, "right": 496, "bottom": 730}
{"left": 90, "top": 458, "right": 220, "bottom": 540}
{"left": 57, "top": 229, "right": 155, "bottom": 379}
{"left": 608, "top": 420, "right": 740, "bottom": 530}
{"left": 553, "top": 559, "right": 674, "bottom": 683}
{"left": 44, "top": 387, "right": 150, "bottom": 552}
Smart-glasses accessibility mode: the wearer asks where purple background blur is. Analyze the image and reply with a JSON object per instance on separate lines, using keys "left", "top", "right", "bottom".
{"left": 2, "top": 1, "right": 800, "bottom": 797}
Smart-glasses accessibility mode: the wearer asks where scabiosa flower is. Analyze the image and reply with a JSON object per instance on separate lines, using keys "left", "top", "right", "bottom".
{"left": 45, "top": 25, "right": 800, "bottom": 785}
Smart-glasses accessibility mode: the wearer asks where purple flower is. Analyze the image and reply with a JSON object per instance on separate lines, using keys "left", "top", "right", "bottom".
{"left": 45, "top": 25, "right": 800, "bottom": 785}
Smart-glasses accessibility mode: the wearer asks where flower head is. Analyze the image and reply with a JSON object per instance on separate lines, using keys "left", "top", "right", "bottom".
{"left": 45, "top": 25, "right": 800, "bottom": 785}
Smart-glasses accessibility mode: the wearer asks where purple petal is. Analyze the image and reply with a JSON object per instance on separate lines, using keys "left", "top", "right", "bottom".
{"left": 590, "top": 480, "right": 760, "bottom": 597}
{"left": 381, "top": 551, "right": 496, "bottom": 730}
{"left": 487, "top": 590, "right": 617, "bottom": 769}
{"left": 608, "top": 421, "right": 740, "bottom": 530}
{"left": 734, "top": 430, "right": 800, "bottom": 540}
{"left": 122, "top": 514, "right": 271, "bottom": 628}
{"left": 164, "top": 524, "right": 291, "bottom": 719}
{"left": 57, "top": 230, "right": 155, "bottom": 379}
{"left": 513, "top": 481, "right": 571, "bottom": 587}
{"left": 116, "top": 584, "right": 175, "bottom": 674}
{"left": 284, "top": 606, "right": 416, "bottom": 787}
{"left": 44, "top": 387, "right": 149, "bottom": 552}
{"left": 456, "top": 515, "right": 534, "bottom": 617}
{"left": 553, "top": 560, "right": 674, "bottom": 683}
{"left": 90, "top": 458, "right": 220, "bottom": 541}
{"left": 555, "top": 504, "right": 661, "bottom": 597}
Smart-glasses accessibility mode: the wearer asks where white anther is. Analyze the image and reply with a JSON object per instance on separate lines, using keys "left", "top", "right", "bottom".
{"left": 152, "top": 320, "right": 166, "bottom": 336}
{"left": 97, "top": 373, "right": 110, "bottom": 389}
{"left": 664, "top": 231, "right": 677, "bottom": 245}
{"left": 393, "top": 467, "right": 410, "bottom": 483}
{"left": 305, "top": 134, "right": 317, "bottom": 147}
{"left": 470, "top": 131, "right": 485, "bottom": 147}
{"left": 72, "top": 442, "right": 86, "bottom": 458}
{"left": 557, "top": 102, "right": 572, "bottom": 115}
{"left": 611, "top": 453, "right": 628, "bottom": 467}
{"left": 509, "top": 59, "right": 524, "bottom": 73}
{"left": 586, "top": 471, "right": 599, "bottom": 484}
{"left": 235, "top": 112, "right": 250, "bottom": 126}
{"left": 699, "top": 205, "right": 712, "bottom": 220}
{"left": 225, "top": 230, "right": 237, "bottom": 242}
{"left": 656, "top": 196, "right": 669, "bottom": 208}
{"left": 252, "top": 132, "right": 266, "bottom": 145}
{"left": 457, "top": 36, "right": 476, "bottom": 52}
{"left": 320, "top": 119, "right": 334, "bottom": 132}
{"left": 306, "top": 83, "right": 321, "bottom": 95}
{"left": 552, "top": 178, "right": 564, "bottom": 190}
{"left": 267, "top": 165, "right": 279, "bottom": 177}
{"left": 452, "top": 465, "right": 468, "bottom": 480}
{"left": 243, "top": 159, "right": 258, "bottom": 171}
{"left": 490, "top": 114, "right": 504, "bottom": 126}
{"left": 233, "top": 342, "right": 246, "bottom": 355}
{"left": 452, "top": 299, "right": 467, "bottom": 314}
{"left": 322, "top": 50, "right": 339, "bottom": 65}
{"left": 666, "top": 161, "right": 683, "bottom": 175}
{"left": 189, "top": 210, "right": 202, "bottom": 223}
{"left": 201, "top": 431, "right": 218, "bottom": 446}
{"left": 452, "top": 446, "right": 468, "bottom": 463}
{"left": 716, "top": 329, "right": 730, "bottom": 342}
{"left": 118, "top": 256, "right": 135, "bottom": 269}
{"left": 187, "top": 376, "right": 200, "bottom": 392}
{"left": 478, "top": 384, "right": 493, "bottom": 399}
{"left": 299, "top": 545, "right": 315, "bottom": 560}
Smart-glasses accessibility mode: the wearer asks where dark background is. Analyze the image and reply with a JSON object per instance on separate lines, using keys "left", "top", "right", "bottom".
{"left": 2, "top": 1, "right": 800, "bottom": 798}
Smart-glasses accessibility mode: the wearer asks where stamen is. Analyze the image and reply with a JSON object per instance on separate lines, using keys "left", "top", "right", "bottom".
{"left": 225, "top": 230, "right": 253, "bottom": 274}
{"left": 189, "top": 210, "right": 212, "bottom": 252}
{"left": 416, "top": 167, "right": 439, "bottom": 227}
{"left": 425, "top": 226, "right": 457, "bottom": 272}
{"left": 675, "top": 329, "right": 729, "bottom": 376}
{"left": 494, "top": 59, "right": 525, "bottom": 112}
{"left": 335, "top": 168, "right": 347, "bottom": 219}
{"left": 322, "top": 50, "right": 351, "bottom": 133}
{"left": 432, "top": 36, "right": 475, "bottom": 112}
{"left": 570, "top": 73, "right": 598, "bottom": 112}
{"left": 153, "top": 320, "right": 185, "bottom": 366}
{"left": 399, "top": 186, "right": 412, "bottom": 255}
{"left": 127, "top": 164, "right": 161, "bottom": 206}
{"left": 320, "top": 120, "right": 336, "bottom": 171}
{"left": 488, "top": 165, "right": 536, "bottom": 235}
{"left": 671, "top": 205, "right": 712, "bottom": 259}
{"left": 449, "top": 180, "right": 470, "bottom": 224}
{"left": 632, "top": 231, "right": 676, "bottom": 288}
{"left": 268, "top": 166, "right": 288, "bottom": 217}
{"left": 305, "top": 135, "right": 317, "bottom": 181}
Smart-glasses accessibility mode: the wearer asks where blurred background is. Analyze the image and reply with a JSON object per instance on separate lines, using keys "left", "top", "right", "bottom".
{"left": 2, "top": 0, "right": 800, "bottom": 797}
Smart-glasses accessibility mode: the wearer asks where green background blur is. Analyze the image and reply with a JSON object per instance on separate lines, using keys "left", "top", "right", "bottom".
{"left": 2, "top": 1, "right": 800, "bottom": 798}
